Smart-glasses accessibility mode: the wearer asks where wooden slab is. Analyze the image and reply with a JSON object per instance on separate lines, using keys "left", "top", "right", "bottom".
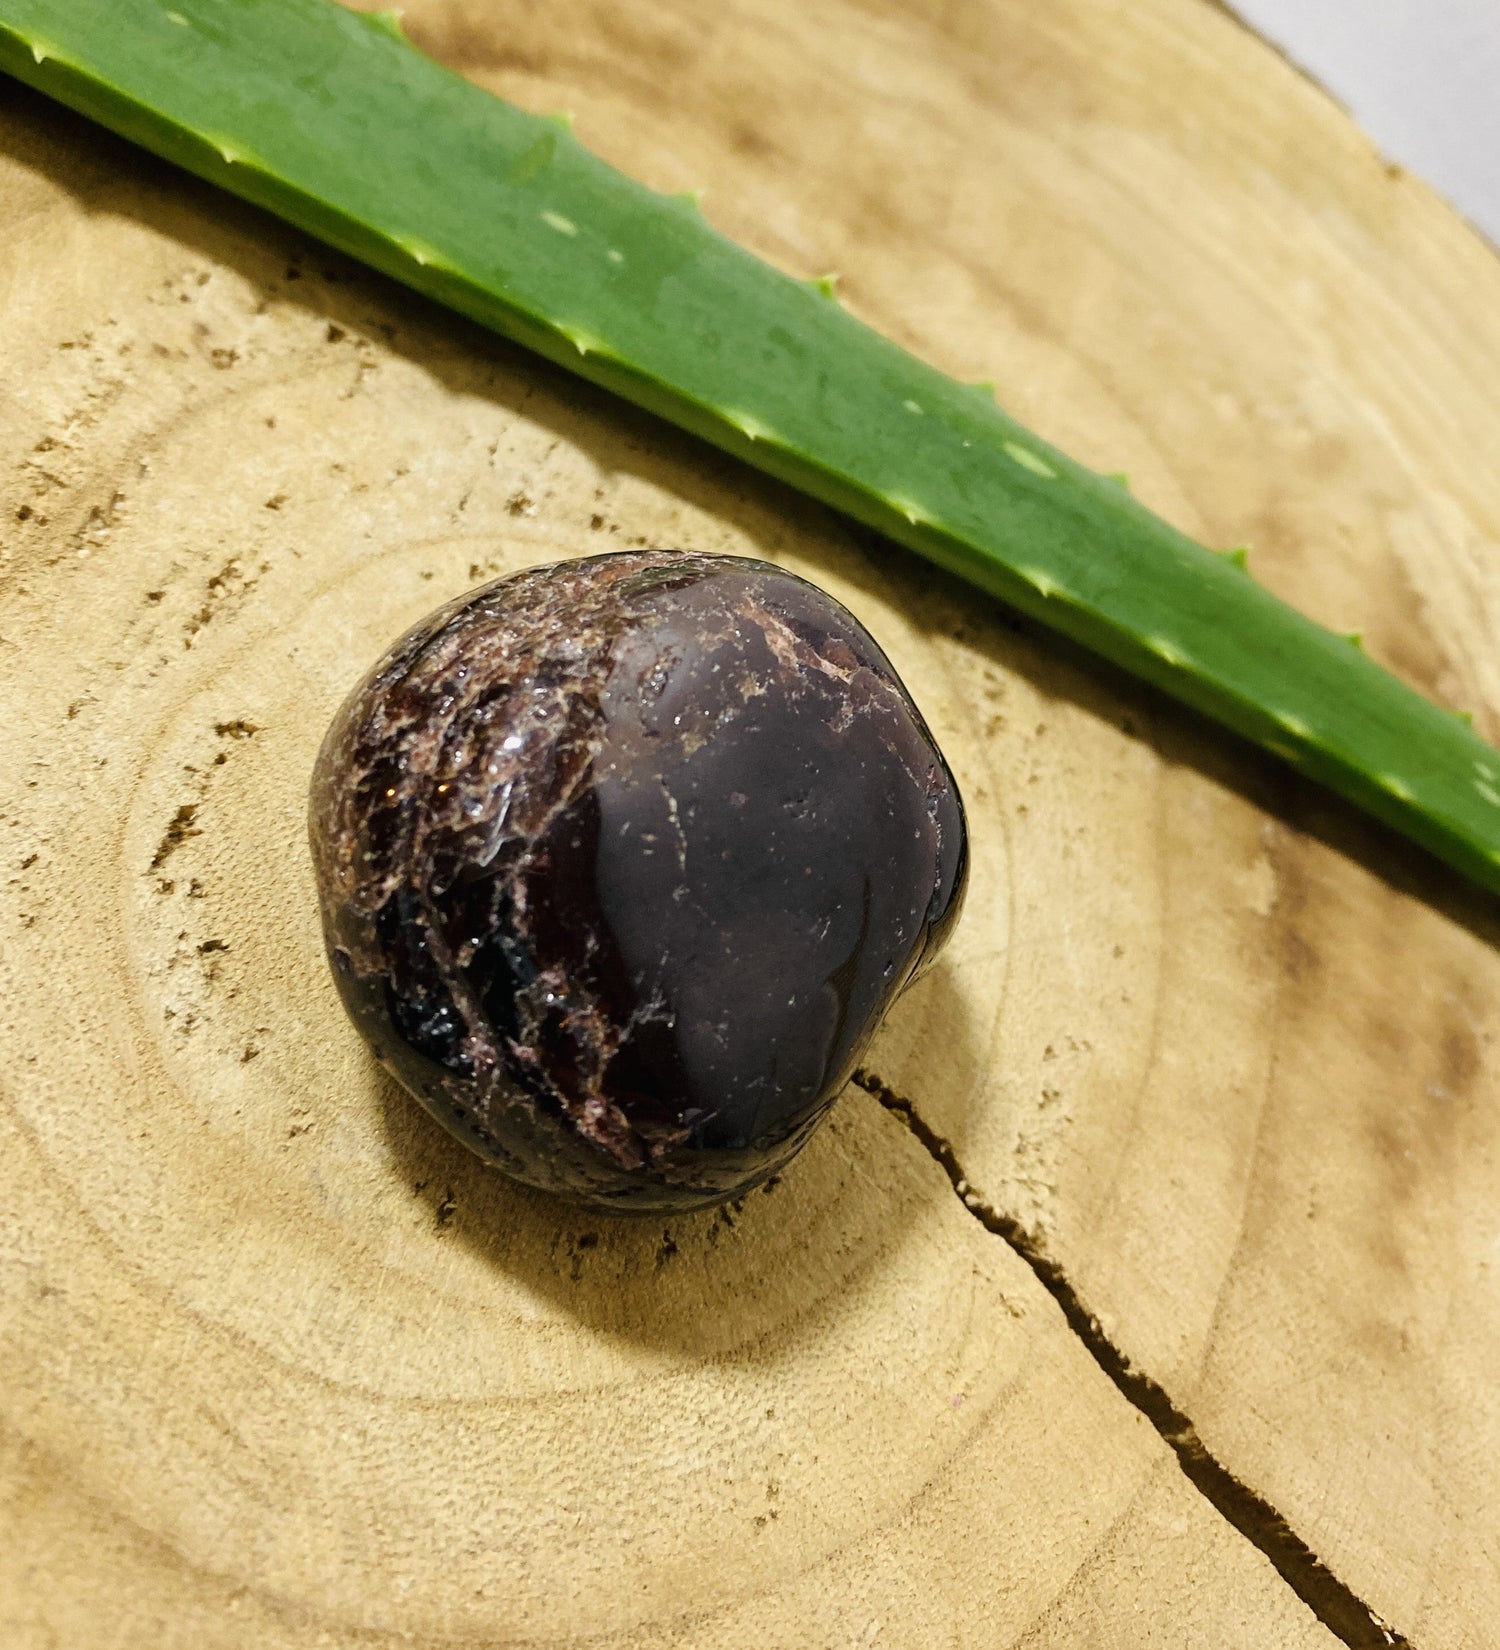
{"left": 1, "top": 0, "right": 1496, "bottom": 1643}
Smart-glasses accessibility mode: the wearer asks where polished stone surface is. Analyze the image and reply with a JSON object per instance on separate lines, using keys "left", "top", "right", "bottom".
{"left": 311, "top": 551, "right": 967, "bottom": 1211}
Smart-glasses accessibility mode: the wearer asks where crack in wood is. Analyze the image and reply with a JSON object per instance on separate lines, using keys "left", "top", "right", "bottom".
{"left": 851, "top": 1068, "right": 1411, "bottom": 1650}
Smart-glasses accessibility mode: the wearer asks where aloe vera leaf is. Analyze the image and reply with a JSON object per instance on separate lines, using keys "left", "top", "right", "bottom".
{"left": 4, "top": 0, "right": 1500, "bottom": 896}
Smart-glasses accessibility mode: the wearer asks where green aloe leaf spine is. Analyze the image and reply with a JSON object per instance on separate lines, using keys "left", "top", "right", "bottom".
{"left": 3, "top": 0, "right": 1499, "bottom": 893}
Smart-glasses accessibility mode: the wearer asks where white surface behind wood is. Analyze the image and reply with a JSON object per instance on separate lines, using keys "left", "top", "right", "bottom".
{"left": 1232, "top": 0, "right": 1500, "bottom": 245}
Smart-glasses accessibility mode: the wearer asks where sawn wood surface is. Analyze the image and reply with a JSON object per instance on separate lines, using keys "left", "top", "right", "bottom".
{"left": 2, "top": 0, "right": 1498, "bottom": 1645}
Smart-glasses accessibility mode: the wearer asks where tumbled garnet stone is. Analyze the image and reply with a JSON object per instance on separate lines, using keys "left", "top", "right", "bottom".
{"left": 311, "top": 551, "right": 967, "bottom": 1212}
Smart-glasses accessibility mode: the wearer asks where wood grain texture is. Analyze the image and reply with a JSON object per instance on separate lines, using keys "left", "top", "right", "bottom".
{"left": 0, "top": 0, "right": 1495, "bottom": 1643}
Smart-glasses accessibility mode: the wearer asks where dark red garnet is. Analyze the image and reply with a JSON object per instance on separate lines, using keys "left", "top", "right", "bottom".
{"left": 310, "top": 551, "right": 967, "bottom": 1212}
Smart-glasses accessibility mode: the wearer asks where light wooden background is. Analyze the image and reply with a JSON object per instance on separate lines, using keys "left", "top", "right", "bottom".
{"left": 2, "top": 0, "right": 1499, "bottom": 1645}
